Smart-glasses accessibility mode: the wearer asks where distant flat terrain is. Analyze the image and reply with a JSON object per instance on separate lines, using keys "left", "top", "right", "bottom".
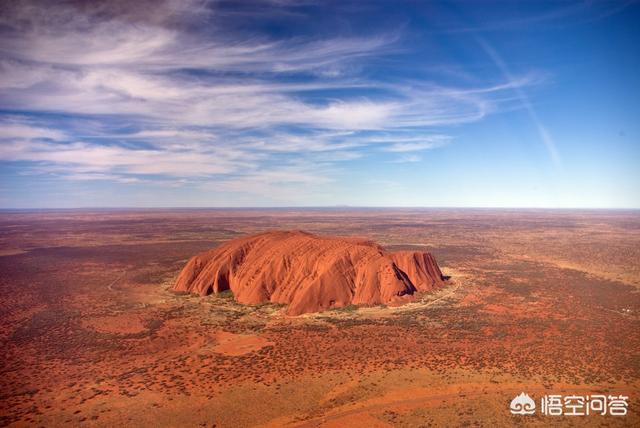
{"left": 0, "top": 208, "right": 638, "bottom": 427}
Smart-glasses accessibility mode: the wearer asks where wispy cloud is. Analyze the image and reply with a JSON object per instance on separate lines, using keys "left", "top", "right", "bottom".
{"left": 391, "top": 154, "right": 422, "bottom": 163}
{"left": 379, "top": 135, "right": 452, "bottom": 152}
{"left": 0, "top": 0, "right": 539, "bottom": 194}
{"left": 0, "top": 137, "right": 253, "bottom": 177}
{"left": 475, "top": 37, "right": 561, "bottom": 167}
{"left": 0, "top": 118, "right": 68, "bottom": 141}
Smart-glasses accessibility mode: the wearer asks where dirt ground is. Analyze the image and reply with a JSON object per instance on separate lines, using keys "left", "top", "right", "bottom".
{"left": 0, "top": 208, "right": 638, "bottom": 427}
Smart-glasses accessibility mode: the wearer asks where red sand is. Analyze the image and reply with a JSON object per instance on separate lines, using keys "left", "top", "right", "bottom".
{"left": 174, "top": 231, "right": 445, "bottom": 315}
{"left": 213, "top": 331, "right": 274, "bottom": 356}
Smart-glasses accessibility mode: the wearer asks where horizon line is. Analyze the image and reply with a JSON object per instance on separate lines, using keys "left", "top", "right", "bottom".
{"left": 1, "top": 206, "right": 639, "bottom": 211}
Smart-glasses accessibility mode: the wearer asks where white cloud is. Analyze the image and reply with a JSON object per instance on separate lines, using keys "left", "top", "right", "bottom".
{"left": 377, "top": 134, "right": 452, "bottom": 152}
{"left": 0, "top": 0, "right": 540, "bottom": 192}
{"left": 0, "top": 120, "right": 67, "bottom": 141}
{"left": 391, "top": 154, "right": 422, "bottom": 163}
{"left": 0, "top": 139, "right": 254, "bottom": 178}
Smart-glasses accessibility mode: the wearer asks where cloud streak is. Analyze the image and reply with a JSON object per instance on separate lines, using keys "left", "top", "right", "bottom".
{"left": 475, "top": 37, "right": 561, "bottom": 167}
{"left": 0, "top": 0, "right": 540, "bottom": 194}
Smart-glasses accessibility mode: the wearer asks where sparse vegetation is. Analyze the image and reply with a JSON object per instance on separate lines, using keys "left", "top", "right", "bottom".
{"left": 1, "top": 209, "right": 639, "bottom": 426}
{"left": 216, "top": 289, "right": 234, "bottom": 299}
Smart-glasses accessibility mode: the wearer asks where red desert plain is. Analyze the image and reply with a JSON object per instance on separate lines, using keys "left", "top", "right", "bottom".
{"left": 0, "top": 208, "right": 639, "bottom": 427}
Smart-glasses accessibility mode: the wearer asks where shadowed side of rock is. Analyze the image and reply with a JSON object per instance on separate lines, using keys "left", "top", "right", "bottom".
{"left": 390, "top": 251, "right": 444, "bottom": 292}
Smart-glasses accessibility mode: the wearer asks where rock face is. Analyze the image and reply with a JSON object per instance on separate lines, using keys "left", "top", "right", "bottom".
{"left": 174, "top": 231, "right": 446, "bottom": 315}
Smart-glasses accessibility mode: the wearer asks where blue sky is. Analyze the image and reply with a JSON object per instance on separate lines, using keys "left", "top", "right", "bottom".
{"left": 0, "top": 0, "right": 638, "bottom": 208}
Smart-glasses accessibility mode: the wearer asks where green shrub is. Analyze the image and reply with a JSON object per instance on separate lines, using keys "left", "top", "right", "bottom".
{"left": 216, "top": 289, "right": 234, "bottom": 299}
